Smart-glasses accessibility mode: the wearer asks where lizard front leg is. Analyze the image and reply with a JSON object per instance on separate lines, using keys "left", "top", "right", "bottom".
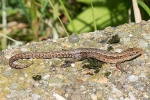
{"left": 61, "top": 57, "right": 86, "bottom": 68}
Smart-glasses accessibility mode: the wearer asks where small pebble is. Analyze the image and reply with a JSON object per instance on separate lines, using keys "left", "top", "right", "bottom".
{"left": 53, "top": 93, "right": 66, "bottom": 100}
{"left": 43, "top": 74, "right": 50, "bottom": 80}
{"left": 128, "top": 75, "right": 138, "bottom": 82}
{"left": 139, "top": 40, "right": 148, "bottom": 48}
{"left": 91, "top": 94, "right": 97, "bottom": 100}
{"left": 71, "top": 93, "right": 81, "bottom": 100}
{"left": 11, "top": 83, "right": 18, "bottom": 89}
{"left": 128, "top": 92, "right": 136, "bottom": 100}
{"left": 31, "top": 94, "right": 41, "bottom": 100}
{"left": 139, "top": 71, "right": 146, "bottom": 78}
{"left": 68, "top": 34, "right": 80, "bottom": 43}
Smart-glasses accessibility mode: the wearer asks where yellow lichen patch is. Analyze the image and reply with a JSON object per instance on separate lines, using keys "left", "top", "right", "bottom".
{"left": 25, "top": 59, "right": 48, "bottom": 73}
{"left": 0, "top": 77, "right": 11, "bottom": 97}
{"left": 0, "top": 84, "right": 9, "bottom": 93}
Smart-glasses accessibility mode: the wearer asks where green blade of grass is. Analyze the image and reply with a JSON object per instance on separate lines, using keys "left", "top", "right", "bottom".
{"left": 59, "top": 0, "right": 78, "bottom": 35}
{"left": 17, "top": 0, "right": 32, "bottom": 27}
{"left": 41, "top": 0, "right": 49, "bottom": 13}
{"left": 137, "top": 0, "right": 150, "bottom": 16}
{"left": 49, "top": 0, "right": 69, "bottom": 36}
{"left": 90, "top": 0, "right": 97, "bottom": 31}
{"left": 30, "top": 0, "right": 39, "bottom": 41}
{"left": 0, "top": 33, "right": 22, "bottom": 44}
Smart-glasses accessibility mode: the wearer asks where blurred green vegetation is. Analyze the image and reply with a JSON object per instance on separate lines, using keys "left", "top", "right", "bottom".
{"left": 0, "top": 0, "right": 150, "bottom": 50}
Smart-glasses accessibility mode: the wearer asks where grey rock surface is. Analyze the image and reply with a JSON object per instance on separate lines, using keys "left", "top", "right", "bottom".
{"left": 0, "top": 20, "right": 150, "bottom": 100}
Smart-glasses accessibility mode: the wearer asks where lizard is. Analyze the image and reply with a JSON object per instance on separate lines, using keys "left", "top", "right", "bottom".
{"left": 9, "top": 48, "right": 142, "bottom": 72}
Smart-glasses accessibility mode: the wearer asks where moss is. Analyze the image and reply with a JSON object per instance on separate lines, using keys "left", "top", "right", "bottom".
{"left": 107, "top": 46, "right": 114, "bottom": 51}
{"left": 107, "top": 34, "right": 120, "bottom": 44}
{"left": 83, "top": 58, "right": 105, "bottom": 74}
{"left": 32, "top": 75, "right": 42, "bottom": 81}
{"left": 104, "top": 71, "right": 111, "bottom": 77}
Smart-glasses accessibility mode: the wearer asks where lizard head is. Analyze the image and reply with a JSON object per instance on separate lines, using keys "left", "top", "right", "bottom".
{"left": 126, "top": 48, "right": 143, "bottom": 59}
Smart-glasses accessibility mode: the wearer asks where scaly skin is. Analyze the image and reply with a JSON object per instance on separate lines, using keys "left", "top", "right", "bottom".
{"left": 9, "top": 48, "right": 142, "bottom": 71}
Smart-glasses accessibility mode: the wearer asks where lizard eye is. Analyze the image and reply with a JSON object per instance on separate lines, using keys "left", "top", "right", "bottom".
{"left": 135, "top": 51, "right": 139, "bottom": 54}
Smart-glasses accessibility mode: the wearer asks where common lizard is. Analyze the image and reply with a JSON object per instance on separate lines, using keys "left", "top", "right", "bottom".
{"left": 9, "top": 48, "right": 142, "bottom": 72}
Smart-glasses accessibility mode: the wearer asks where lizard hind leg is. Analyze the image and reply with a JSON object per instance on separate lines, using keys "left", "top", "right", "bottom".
{"left": 61, "top": 61, "right": 73, "bottom": 68}
{"left": 116, "top": 62, "right": 127, "bottom": 73}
